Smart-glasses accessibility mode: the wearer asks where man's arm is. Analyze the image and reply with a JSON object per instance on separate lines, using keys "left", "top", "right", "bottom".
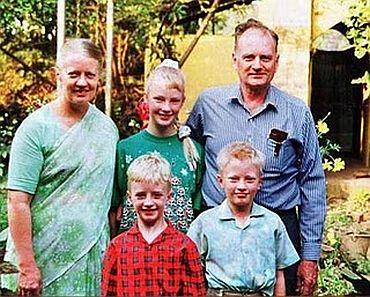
{"left": 297, "top": 110, "right": 326, "bottom": 294}
{"left": 299, "top": 110, "right": 326, "bottom": 259}
{"left": 8, "top": 190, "right": 42, "bottom": 296}
{"left": 274, "top": 270, "right": 285, "bottom": 296}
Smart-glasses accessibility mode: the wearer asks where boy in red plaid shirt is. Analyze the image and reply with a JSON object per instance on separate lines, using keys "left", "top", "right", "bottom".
{"left": 102, "top": 153, "right": 206, "bottom": 296}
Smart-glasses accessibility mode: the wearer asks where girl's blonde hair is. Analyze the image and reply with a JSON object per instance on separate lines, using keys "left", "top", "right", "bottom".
{"left": 146, "top": 65, "right": 185, "bottom": 95}
{"left": 145, "top": 60, "right": 200, "bottom": 171}
{"left": 127, "top": 153, "right": 172, "bottom": 189}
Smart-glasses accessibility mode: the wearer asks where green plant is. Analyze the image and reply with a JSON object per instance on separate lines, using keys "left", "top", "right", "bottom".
{"left": 355, "top": 256, "right": 370, "bottom": 275}
{"left": 318, "top": 208, "right": 356, "bottom": 295}
{"left": 316, "top": 112, "right": 345, "bottom": 172}
{"left": 319, "top": 190, "right": 370, "bottom": 295}
{"left": 343, "top": 189, "right": 370, "bottom": 214}
{"left": 318, "top": 258, "right": 355, "bottom": 296}
{"left": 0, "top": 190, "right": 7, "bottom": 232}
{"left": 0, "top": 102, "right": 31, "bottom": 181}
{"left": 343, "top": 0, "right": 370, "bottom": 97}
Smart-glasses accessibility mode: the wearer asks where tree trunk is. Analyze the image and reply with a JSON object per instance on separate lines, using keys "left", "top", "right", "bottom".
{"left": 179, "top": 0, "right": 221, "bottom": 67}
{"left": 105, "top": 0, "right": 114, "bottom": 116}
{"left": 57, "top": 0, "right": 65, "bottom": 63}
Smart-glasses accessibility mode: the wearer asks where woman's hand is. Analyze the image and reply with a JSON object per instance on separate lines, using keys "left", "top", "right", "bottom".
{"left": 18, "top": 264, "right": 42, "bottom": 296}
{"left": 8, "top": 190, "right": 42, "bottom": 296}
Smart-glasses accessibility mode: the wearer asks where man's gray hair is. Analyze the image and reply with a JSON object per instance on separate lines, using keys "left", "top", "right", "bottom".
{"left": 234, "top": 18, "right": 279, "bottom": 51}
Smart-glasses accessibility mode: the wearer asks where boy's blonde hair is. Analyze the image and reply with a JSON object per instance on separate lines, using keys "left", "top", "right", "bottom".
{"left": 217, "top": 142, "right": 265, "bottom": 174}
{"left": 127, "top": 153, "right": 172, "bottom": 189}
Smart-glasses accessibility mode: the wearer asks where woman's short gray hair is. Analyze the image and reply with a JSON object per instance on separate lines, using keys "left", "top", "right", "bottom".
{"left": 57, "top": 38, "right": 102, "bottom": 69}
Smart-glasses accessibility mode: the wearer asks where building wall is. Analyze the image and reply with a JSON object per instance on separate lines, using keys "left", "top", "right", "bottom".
{"left": 312, "top": 0, "right": 351, "bottom": 40}
{"left": 176, "top": 0, "right": 312, "bottom": 120}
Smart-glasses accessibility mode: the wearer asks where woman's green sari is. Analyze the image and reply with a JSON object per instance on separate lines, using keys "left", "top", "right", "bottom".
{"left": 2, "top": 104, "right": 118, "bottom": 295}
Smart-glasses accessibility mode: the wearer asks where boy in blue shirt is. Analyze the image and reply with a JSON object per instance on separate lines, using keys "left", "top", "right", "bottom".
{"left": 188, "top": 142, "right": 300, "bottom": 296}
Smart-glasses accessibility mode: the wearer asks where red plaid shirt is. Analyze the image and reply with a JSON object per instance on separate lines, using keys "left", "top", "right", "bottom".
{"left": 101, "top": 222, "right": 206, "bottom": 296}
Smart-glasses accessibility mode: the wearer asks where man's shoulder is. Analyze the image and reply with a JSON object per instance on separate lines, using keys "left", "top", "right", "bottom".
{"left": 198, "top": 84, "right": 239, "bottom": 101}
{"left": 271, "top": 85, "right": 308, "bottom": 110}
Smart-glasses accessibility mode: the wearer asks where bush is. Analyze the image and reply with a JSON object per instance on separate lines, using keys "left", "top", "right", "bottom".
{"left": 0, "top": 102, "right": 31, "bottom": 180}
{"left": 0, "top": 189, "right": 6, "bottom": 232}
{"left": 318, "top": 190, "right": 370, "bottom": 295}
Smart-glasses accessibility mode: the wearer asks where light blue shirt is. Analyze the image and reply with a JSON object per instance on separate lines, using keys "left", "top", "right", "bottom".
{"left": 187, "top": 201, "right": 300, "bottom": 296}
{"left": 186, "top": 84, "right": 326, "bottom": 260}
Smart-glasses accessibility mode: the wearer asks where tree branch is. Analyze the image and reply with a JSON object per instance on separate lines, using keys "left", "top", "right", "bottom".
{"left": 0, "top": 46, "right": 56, "bottom": 88}
{"left": 177, "top": 0, "right": 253, "bottom": 25}
{"left": 179, "top": 0, "right": 222, "bottom": 67}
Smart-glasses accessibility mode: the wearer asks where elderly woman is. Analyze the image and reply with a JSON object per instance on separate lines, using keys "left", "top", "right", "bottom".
{"left": 2, "top": 39, "right": 118, "bottom": 295}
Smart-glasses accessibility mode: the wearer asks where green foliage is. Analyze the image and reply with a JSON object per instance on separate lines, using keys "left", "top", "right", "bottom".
{"left": 318, "top": 207, "right": 355, "bottom": 295}
{"left": 0, "top": 190, "right": 7, "bottom": 233}
{"left": 0, "top": 1, "right": 56, "bottom": 120}
{"left": 343, "top": 189, "right": 370, "bottom": 214}
{"left": 355, "top": 256, "right": 370, "bottom": 275}
{"left": 344, "top": 0, "right": 370, "bottom": 60}
{"left": 115, "top": 0, "right": 188, "bottom": 69}
{"left": 319, "top": 189, "right": 370, "bottom": 295}
{"left": 343, "top": 0, "right": 370, "bottom": 96}
{"left": 0, "top": 0, "right": 57, "bottom": 54}
{"left": 318, "top": 259, "right": 355, "bottom": 296}
{"left": 0, "top": 189, "right": 7, "bottom": 255}
{"left": 0, "top": 101, "right": 40, "bottom": 180}
{"left": 0, "top": 51, "right": 55, "bottom": 106}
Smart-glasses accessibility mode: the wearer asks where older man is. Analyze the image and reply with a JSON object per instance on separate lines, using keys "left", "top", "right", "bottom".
{"left": 186, "top": 19, "right": 326, "bottom": 295}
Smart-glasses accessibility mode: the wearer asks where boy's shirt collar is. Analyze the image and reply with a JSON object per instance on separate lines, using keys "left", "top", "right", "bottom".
{"left": 126, "top": 220, "right": 175, "bottom": 245}
{"left": 218, "top": 199, "right": 265, "bottom": 221}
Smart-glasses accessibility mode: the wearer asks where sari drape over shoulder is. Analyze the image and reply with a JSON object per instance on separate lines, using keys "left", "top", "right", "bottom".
{"left": 2, "top": 104, "right": 118, "bottom": 295}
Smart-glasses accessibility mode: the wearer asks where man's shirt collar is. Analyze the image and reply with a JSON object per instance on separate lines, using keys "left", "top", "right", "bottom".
{"left": 228, "top": 84, "right": 278, "bottom": 113}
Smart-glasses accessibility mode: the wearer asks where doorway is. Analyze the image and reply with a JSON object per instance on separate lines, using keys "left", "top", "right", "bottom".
{"left": 311, "top": 48, "right": 365, "bottom": 157}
